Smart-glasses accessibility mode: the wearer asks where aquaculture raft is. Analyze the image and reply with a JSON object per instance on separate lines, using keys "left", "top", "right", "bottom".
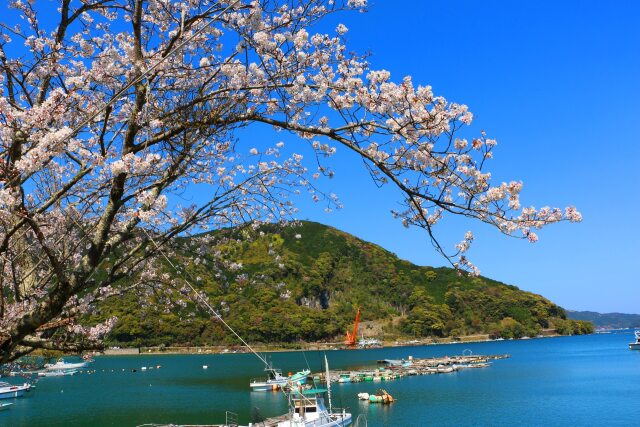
{"left": 319, "top": 353, "right": 510, "bottom": 383}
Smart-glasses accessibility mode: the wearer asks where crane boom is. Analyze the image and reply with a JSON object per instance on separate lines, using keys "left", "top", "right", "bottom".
{"left": 345, "top": 307, "right": 361, "bottom": 346}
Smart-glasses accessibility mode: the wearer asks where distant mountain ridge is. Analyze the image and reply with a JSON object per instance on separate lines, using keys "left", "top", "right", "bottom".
{"left": 567, "top": 310, "right": 640, "bottom": 329}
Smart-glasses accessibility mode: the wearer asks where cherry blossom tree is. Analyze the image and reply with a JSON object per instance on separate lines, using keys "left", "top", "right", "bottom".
{"left": 0, "top": 0, "right": 581, "bottom": 363}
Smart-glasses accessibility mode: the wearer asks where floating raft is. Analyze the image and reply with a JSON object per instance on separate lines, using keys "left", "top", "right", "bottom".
{"left": 318, "top": 354, "right": 509, "bottom": 383}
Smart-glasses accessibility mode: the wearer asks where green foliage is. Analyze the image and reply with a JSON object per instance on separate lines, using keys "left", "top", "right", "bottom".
{"left": 403, "top": 303, "right": 453, "bottom": 337}
{"left": 553, "top": 319, "right": 595, "bottom": 335}
{"left": 90, "top": 221, "right": 592, "bottom": 346}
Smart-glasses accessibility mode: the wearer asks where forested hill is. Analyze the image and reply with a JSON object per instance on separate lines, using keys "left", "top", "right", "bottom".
{"left": 94, "top": 221, "right": 592, "bottom": 347}
{"left": 567, "top": 311, "right": 640, "bottom": 329}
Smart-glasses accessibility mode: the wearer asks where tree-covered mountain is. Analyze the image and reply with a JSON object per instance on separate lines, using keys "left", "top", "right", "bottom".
{"left": 92, "top": 221, "right": 592, "bottom": 347}
{"left": 567, "top": 311, "right": 640, "bottom": 329}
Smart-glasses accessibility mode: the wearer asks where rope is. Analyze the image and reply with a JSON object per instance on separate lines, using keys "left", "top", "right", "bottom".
{"left": 140, "top": 227, "right": 269, "bottom": 367}
{"left": 142, "top": 228, "right": 329, "bottom": 415}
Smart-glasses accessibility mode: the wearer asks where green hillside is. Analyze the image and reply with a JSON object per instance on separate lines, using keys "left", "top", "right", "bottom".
{"left": 91, "top": 221, "right": 592, "bottom": 347}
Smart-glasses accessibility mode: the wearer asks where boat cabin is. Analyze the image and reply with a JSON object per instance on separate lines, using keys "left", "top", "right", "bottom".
{"left": 630, "top": 330, "right": 640, "bottom": 350}
{"left": 291, "top": 388, "right": 328, "bottom": 417}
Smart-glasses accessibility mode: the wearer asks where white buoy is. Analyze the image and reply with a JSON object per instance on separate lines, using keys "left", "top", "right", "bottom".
{"left": 202, "top": 365, "right": 208, "bottom": 369}
{"left": 141, "top": 366, "right": 147, "bottom": 371}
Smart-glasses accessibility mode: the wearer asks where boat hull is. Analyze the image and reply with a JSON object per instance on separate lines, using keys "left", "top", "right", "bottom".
{"left": 45, "top": 362, "right": 88, "bottom": 370}
{"left": 250, "top": 370, "right": 310, "bottom": 391}
{"left": 273, "top": 413, "right": 352, "bottom": 427}
{"left": 0, "top": 390, "right": 25, "bottom": 399}
{"left": 38, "top": 369, "right": 78, "bottom": 377}
{"left": 630, "top": 343, "right": 640, "bottom": 350}
{"left": 0, "top": 386, "right": 28, "bottom": 399}
{"left": 250, "top": 380, "right": 287, "bottom": 391}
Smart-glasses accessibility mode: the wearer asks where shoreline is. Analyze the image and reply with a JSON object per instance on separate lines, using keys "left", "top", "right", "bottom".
{"left": 101, "top": 332, "right": 566, "bottom": 356}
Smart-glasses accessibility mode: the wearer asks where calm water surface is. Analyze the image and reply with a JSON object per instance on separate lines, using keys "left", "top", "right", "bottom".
{"left": 2, "top": 331, "right": 639, "bottom": 426}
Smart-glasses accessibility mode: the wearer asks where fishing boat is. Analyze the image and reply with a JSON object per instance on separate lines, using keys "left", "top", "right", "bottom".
{"left": 629, "top": 330, "right": 640, "bottom": 350}
{"left": 269, "top": 387, "right": 351, "bottom": 426}
{"left": 250, "top": 367, "right": 310, "bottom": 392}
{"left": 0, "top": 382, "right": 31, "bottom": 399}
{"left": 262, "top": 356, "right": 351, "bottom": 426}
{"left": 38, "top": 369, "right": 79, "bottom": 377}
{"left": 337, "top": 373, "right": 351, "bottom": 383}
{"left": 358, "top": 338, "right": 381, "bottom": 348}
{"left": 44, "top": 358, "right": 89, "bottom": 370}
{"left": 380, "top": 358, "right": 412, "bottom": 367}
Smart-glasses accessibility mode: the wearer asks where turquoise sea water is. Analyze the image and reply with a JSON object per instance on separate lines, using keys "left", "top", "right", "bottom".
{"left": 2, "top": 331, "right": 639, "bottom": 426}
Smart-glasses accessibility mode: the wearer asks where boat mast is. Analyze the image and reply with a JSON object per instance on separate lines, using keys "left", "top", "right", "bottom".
{"left": 325, "top": 354, "right": 332, "bottom": 413}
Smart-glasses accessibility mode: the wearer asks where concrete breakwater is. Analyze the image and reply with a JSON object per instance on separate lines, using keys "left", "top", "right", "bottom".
{"left": 318, "top": 354, "right": 510, "bottom": 383}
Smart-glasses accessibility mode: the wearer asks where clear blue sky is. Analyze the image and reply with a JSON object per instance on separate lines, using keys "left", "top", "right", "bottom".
{"left": 263, "top": 1, "right": 639, "bottom": 313}
{"left": 22, "top": 1, "right": 638, "bottom": 313}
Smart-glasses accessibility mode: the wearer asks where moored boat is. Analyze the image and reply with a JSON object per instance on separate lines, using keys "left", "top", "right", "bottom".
{"left": 44, "top": 358, "right": 89, "bottom": 370}
{"left": 0, "top": 382, "right": 31, "bottom": 399}
{"left": 337, "top": 373, "right": 351, "bottom": 383}
{"left": 268, "top": 356, "right": 351, "bottom": 426}
{"left": 38, "top": 369, "right": 79, "bottom": 377}
{"left": 270, "top": 387, "right": 351, "bottom": 426}
{"left": 250, "top": 368, "right": 310, "bottom": 392}
{"left": 629, "top": 330, "right": 640, "bottom": 350}
{"left": 380, "top": 358, "right": 413, "bottom": 367}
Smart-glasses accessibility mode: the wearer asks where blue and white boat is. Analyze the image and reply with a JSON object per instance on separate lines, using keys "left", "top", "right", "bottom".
{"left": 0, "top": 382, "right": 31, "bottom": 399}
{"left": 271, "top": 387, "right": 352, "bottom": 426}
{"left": 630, "top": 330, "right": 640, "bottom": 350}
{"left": 260, "top": 356, "right": 351, "bottom": 426}
{"left": 250, "top": 367, "right": 310, "bottom": 391}
{"left": 381, "top": 358, "right": 413, "bottom": 367}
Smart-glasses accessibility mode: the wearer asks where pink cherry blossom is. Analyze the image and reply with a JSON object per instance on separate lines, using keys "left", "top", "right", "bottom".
{"left": 0, "top": 0, "right": 580, "bottom": 361}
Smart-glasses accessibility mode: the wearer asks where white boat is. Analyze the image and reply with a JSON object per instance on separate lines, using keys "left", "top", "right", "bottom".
{"left": 250, "top": 367, "right": 310, "bottom": 392}
{"left": 44, "top": 358, "right": 89, "bottom": 370}
{"left": 629, "top": 330, "right": 640, "bottom": 350}
{"left": 267, "top": 388, "right": 352, "bottom": 426}
{"left": 358, "top": 338, "right": 381, "bottom": 348}
{"left": 38, "top": 369, "right": 79, "bottom": 377}
{"left": 0, "top": 382, "right": 31, "bottom": 399}
{"left": 258, "top": 356, "right": 351, "bottom": 426}
{"left": 436, "top": 364, "right": 456, "bottom": 373}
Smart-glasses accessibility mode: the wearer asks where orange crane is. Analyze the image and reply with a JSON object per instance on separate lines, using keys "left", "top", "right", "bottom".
{"left": 345, "top": 307, "right": 361, "bottom": 346}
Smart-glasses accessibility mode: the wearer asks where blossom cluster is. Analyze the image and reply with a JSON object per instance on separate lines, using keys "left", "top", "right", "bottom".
{"left": 0, "top": 0, "right": 580, "bottom": 360}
